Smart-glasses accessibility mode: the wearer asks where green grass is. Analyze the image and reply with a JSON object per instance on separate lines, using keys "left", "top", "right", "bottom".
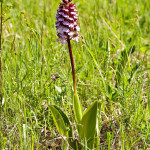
{"left": 0, "top": 0, "right": 150, "bottom": 149}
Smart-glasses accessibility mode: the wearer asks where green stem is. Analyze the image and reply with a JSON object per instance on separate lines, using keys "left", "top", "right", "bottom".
{"left": 67, "top": 38, "right": 77, "bottom": 94}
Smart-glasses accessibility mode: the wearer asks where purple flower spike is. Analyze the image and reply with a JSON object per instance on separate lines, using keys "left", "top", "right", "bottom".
{"left": 56, "top": 0, "right": 80, "bottom": 44}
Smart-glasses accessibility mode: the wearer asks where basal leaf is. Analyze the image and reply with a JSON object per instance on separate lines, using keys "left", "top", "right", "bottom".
{"left": 49, "top": 105, "right": 68, "bottom": 136}
{"left": 50, "top": 105, "right": 76, "bottom": 149}
{"left": 79, "top": 101, "right": 98, "bottom": 149}
{"left": 73, "top": 93, "right": 83, "bottom": 123}
{"left": 52, "top": 105, "right": 70, "bottom": 127}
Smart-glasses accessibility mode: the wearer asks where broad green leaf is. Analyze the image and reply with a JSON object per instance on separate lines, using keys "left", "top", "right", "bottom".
{"left": 50, "top": 105, "right": 76, "bottom": 149}
{"left": 52, "top": 105, "right": 70, "bottom": 126}
{"left": 79, "top": 101, "right": 98, "bottom": 149}
{"left": 49, "top": 105, "right": 76, "bottom": 149}
{"left": 73, "top": 93, "right": 83, "bottom": 123}
{"left": 49, "top": 105, "right": 68, "bottom": 136}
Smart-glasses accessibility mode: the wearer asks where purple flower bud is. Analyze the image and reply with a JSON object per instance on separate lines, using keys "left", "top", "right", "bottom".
{"left": 56, "top": 0, "right": 80, "bottom": 44}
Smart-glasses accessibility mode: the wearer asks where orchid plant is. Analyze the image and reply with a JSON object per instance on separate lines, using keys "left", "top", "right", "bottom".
{"left": 49, "top": 0, "right": 100, "bottom": 149}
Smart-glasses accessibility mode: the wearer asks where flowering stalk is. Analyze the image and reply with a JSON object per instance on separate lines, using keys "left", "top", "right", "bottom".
{"left": 50, "top": 1, "right": 99, "bottom": 149}
{"left": 56, "top": 0, "right": 80, "bottom": 93}
{"left": 56, "top": 0, "right": 83, "bottom": 123}
{"left": 67, "top": 38, "right": 77, "bottom": 94}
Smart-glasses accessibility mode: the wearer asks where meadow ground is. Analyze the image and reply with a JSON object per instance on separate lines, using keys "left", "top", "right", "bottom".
{"left": 0, "top": 0, "right": 150, "bottom": 149}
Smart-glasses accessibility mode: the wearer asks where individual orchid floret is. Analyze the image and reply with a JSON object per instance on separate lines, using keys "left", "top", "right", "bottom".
{"left": 56, "top": 0, "right": 80, "bottom": 44}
